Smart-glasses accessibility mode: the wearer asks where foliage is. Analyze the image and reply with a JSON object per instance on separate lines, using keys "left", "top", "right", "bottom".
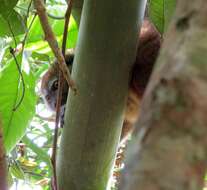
{"left": 0, "top": 0, "right": 78, "bottom": 188}
{"left": 148, "top": 0, "right": 176, "bottom": 34}
{"left": 0, "top": 0, "right": 177, "bottom": 189}
{"left": 0, "top": 0, "right": 19, "bottom": 17}
{"left": 0, "top": 54, "right": 37, "bottom": 152}
{"left": 0, "top": 10, "right": 26, "bottom": 37}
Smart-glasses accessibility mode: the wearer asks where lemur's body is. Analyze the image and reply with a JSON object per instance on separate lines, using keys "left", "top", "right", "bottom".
{"left": 41, "top": 19, "right": 161, "bottom": 142}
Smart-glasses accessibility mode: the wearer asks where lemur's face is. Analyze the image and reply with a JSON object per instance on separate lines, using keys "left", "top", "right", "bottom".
{"left": 40, "top": 50, "right": 74, "bottom": 112}
{"left": 41, "top": 65, "right": 69, "bottom": 111}
{"left": 44, "top": 75, "right": 59, "bottom": 110}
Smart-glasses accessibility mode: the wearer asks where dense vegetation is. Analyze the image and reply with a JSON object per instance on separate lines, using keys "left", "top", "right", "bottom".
{"left": 0, "top": 0, "right": 207, "bottom": 190}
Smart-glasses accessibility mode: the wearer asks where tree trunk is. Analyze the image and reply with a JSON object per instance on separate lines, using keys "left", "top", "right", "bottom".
{"left": 119, "top": 1, "right": 207, "bottom": 190}
{"left": 57, "top": 0, "right": 147, "bottom": 189}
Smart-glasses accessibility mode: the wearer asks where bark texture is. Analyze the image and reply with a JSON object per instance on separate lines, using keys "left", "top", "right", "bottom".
{"left": 119, "top": 1, "right": 207, "bottom": 190}
{"left": 57, "top": 0, "right": 147, "bottom": 189}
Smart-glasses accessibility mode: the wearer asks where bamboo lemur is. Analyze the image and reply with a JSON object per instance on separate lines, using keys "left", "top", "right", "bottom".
{"left": 40, "top": 19, "right": 161, "bottom": 141}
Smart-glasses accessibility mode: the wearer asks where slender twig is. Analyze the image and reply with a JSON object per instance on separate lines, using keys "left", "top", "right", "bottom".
{"left": 33, "top": 0, "right": 76, "bottom": 92}
{"left": 16, "top": 5, "right": 65, "bottom": 20}
{"left": 21, "top": 0, "right": 37, "bottom": 48}
{"left": 62, "top": 0, "right": 73, "bottom": 55}
{"left": 7, "top": 21, "right": 17, "bottom": 47}
{"left": 21, "top": 14, "right": 37, "bottom": 51}
{"left": 16, "top": 5, "right": 35, "bottom": 13}
{"left": 47, "top": 13, "right": 65, "bottom": 20}
{"left": 7, "top": 1, "right": 36, "bottom": 111}
{"left": 51, "top": 0, "right": 74, "bottom": 189}
{"left": 10, "top": 48, "right": 26, "bottom": 111}
{"left": 26, "top": 0, "right": 33, "bottom": 19}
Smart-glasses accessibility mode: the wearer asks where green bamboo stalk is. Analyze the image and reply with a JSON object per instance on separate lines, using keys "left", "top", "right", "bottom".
{"left": 57, "top": 0, "right": 147, "bottom": 189}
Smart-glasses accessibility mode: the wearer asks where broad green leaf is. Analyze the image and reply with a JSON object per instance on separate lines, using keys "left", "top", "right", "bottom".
{"left": 0, "top": 16, "right": 9, "bottom": 37}
{"left": 0, "top": 10, "right": 26, "bottom": 37}
{"left": 0, "top": 0, "right": 19, "bottom": 17}
{"left": 149, "top": 0, "right": 176, "bottom": 34}
{"left": 0, "top": 54, "right": 37, "bottom": 152}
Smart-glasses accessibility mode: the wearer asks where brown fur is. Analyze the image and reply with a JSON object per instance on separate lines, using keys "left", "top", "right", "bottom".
{"left": 41, "top": 20, "right": 161, "bottom": 141}
{"left": 121, "top": 19, "right": 161, "bottom": 142}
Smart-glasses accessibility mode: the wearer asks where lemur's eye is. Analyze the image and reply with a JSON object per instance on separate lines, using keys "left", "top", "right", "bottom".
{"left": 52, "top": 80, "right": 58, "bottom": 91}
{"left": 45, "top": 94, "right": 50, "bottom": 101}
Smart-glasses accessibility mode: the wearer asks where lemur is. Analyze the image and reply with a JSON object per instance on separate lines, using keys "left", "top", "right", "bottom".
{"left": 40, "top": 19, "right": 161, "bottom": 142}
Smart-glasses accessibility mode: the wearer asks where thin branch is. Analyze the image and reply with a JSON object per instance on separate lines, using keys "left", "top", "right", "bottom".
{"left": 47, "top": 13, "right": 65, "bottom": 20}
{"left": 7, "top": 20, "right": 17, "bottom": 47}
{"left": 7, "top": 1, "right": 35, "bottom": 111}
{"left": 10, "top": 48, "right": 26, "bottom": 111}
{"left": 16, "top": 5, "right": 65, "bottom": 20}
{"left": 26, "top": 0, "right": 33, "bottom": 19}
{"left": 62, "top": 0, "right": 73, "bottom": 56}
{"left": 21, "top": 0, "right": 37, "bottom": 48}
{"left": 22, "top": 13, "right": 37, "bottom": 49}
{"left": 51, "top": 0, "right": 74, "bottom": 189}
{"left": 33, "top": 0, "right": 76, "bottom": 92}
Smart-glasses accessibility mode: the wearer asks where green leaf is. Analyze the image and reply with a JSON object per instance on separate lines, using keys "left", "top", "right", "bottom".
{"left": 0, "top": 38, "right": 8, "bottom": 62}
{"left": 10, "top": 161, "right": 25, "bottom": 180}
{"left": 149, "top": 0, "right": 176, "bottom": 34}
{"left": 0, "top": 54, "right": 37, "bottom": 152}
{"left": 31, "top": 52, "right": 50, "bottom": 62}
{"left": 26, "top": 16, "right": 78, "bottom": 53}
{"left": 34, "top": 63, "right": 49, "bottom": 79}
{"left": 22, "top": 135, "right": 52, "bottom": 170}
{"left": 7, "top": 169, "right": 14, "bottom": 188}
{"left": 0, "top": 10, "right": 26, "bottom": 37}
{"left": 0, "top": 0, "right": 19, "bottom": 17}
